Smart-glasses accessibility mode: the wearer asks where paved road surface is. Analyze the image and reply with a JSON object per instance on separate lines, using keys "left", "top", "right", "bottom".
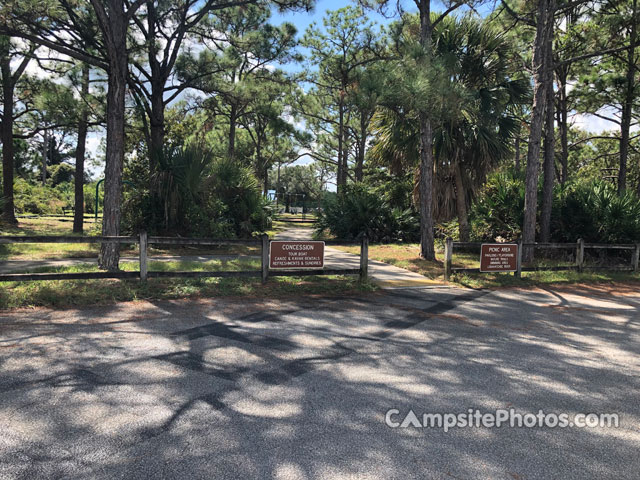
{"left": 1, "top": 284, "right": 639, "bottom": 479}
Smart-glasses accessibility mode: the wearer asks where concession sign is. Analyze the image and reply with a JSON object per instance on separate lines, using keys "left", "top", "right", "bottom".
{"left": 480, "top": 243, "right": 518, "bottom": 272}
{"left": 269, "top": 241, "right": 325, "bottom": 269}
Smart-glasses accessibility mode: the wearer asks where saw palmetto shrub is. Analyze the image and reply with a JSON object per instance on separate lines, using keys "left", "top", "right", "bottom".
{"left": 315, "top": 184, "right": 419, "bottom": 242}
{"left": 470, "top": 171, "right": 640, "bottom": 244}
{"left": 122, "top": 146, "right": 271, "bottom": 237}
{"left": 552, "top": 182, "right": 640, "bottom": 244}
{"left": 469, "top": 171, "right": 525, "bottom": 241}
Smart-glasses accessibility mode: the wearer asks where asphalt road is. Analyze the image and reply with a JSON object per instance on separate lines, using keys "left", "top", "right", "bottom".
{"left": 1, "top": 284, "right": 639, "bottom": 479}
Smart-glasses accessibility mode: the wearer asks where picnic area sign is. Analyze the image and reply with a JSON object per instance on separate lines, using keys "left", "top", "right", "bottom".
{"left": 480, "top": 243, "right": 518, "bottom": 272}
{"left": 270, "top": 241, "right": 325, "bottom": 269}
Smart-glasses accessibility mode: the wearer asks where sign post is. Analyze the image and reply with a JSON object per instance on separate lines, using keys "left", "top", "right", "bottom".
{"left": 444, "top": 237, "right": 453, "bottom": 281}
{"left": 269, "top": 241, "right": 325, "bottom": 269}
{"left": 261, "top": 234, "right": 269, "bottom": 283}
{"left": 359, "top": 236, "right": 368, "bottom": 282}
{"left": 480, "top": 243, "right": 518, "bottom": 273}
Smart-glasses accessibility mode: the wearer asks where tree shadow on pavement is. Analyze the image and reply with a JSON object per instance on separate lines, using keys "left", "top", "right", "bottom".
{"left": 0, "top": 286, "right": 639, "bottom": 479}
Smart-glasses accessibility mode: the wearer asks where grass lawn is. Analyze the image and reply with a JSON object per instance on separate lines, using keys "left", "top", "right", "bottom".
{"left": 1, "top": 215, "right": 320, "bottom": 261}
{"left": 0, "top": 217, "right": 261, "bottom": 260}
{"left": 334, "top": 242, "right": 640, "bottom": 288}
{"left": 0, "top": 216, "right": 375, "bottom": 310}
{"left": 1, "top": 217, "right": 103, "bottom": 260}
{"left": 274, "top": 212, "right": 317, "bottom": 220}
{"left": 0, "top": 258, "right": 376, "bottom": 309}
{"left": 7, "top": 215, "right": 102, "bottom": 235}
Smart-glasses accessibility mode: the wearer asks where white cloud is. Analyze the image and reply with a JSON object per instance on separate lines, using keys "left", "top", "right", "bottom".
{"left": 571, "top": 112, "right": 618, "bottom": 133}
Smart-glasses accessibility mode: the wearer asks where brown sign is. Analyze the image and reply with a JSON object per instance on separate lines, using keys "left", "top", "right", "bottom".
{"left": 269, "top": 241, "right": 324, "bottom": 269}
{"left": 480, "top": 243, "right": 518, "bottom": 272}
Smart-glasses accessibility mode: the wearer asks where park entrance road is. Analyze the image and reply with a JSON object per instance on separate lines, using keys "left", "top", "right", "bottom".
{"left": 1, "top": 284, "right": 639, "bottom": 479}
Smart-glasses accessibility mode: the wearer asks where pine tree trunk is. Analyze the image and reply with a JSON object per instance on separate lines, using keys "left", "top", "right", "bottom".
{"left": 419, "top": 113, "right": 435, "bottom": 259}
{"left": 522, "top": 0, "right": 553, "bottom": 262}
{"left": 337, "top": 96, "right": 345, "bottom": 192}
{"left": 73, "top": 64, "right": 90, "bottom": 233}
{"left": 418, "top": 0, "right": 435, "bottom": 260}
{"left": 342, "top": 142, "right": 349, "bottom": 186}
{"left": 1, "top": 56, "right": 17, "bottom": 225}
{"left": 41, "top": 131, "right": 48, "bottom": 186}
{"left": 515, "top": 135, "right": 521, "bottom": 174}
{"left": 256, "top": 140, "right": 268, "bottom": 195}
{"left": 355, "top": 113, "right": 367, "bottom": 182}
{"left": 618, "top": 0, "right": 637, "bottom": 194}
{"left": 540, "top": 29, "right": 555, "bottom": 243}
{"left": 263, "top": 168, "right": 268, "bottom": 196}
{"left": 149, "top": 84, "right": 165, "bottom": 172}
{"left": 98, "top": 8, "right": 128, "bottom": 271}
{"left": 228, "top": 103, "right": 237, "bottom": 160}
{"left": 146, "top": 1, "right": 163, "bottom": 173}
{"left": 558, "top": 73, "right": 569, "bottom": 184}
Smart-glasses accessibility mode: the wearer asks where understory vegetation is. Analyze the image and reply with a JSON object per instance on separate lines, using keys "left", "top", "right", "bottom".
{"left": 316, "top": 184, "right": 419, "bottom": 242}
{"left": 470, "top": 172, "right": 640, "bottom": 244}
{"left": 122, "top": 146, "right": 272, "bottom": 238}
{"left": 317, "top": 171, "right": 640, "bottom": 245}
{"left": 12, "top": 179, "right": 102, "bottom": 216}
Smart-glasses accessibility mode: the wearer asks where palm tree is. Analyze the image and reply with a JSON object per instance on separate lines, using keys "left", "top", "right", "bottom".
{"left": 152, "top": 145, "right": 214, "bottom": 231}
{"left": 369, "top": 15, "right": 529, "bottom": 241}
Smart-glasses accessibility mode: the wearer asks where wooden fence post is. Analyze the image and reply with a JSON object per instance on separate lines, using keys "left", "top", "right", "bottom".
{"left": 359, "top": 235, "right": 369, "bottom": 282}
{"left": 515, "top": 238, "right": 523, "bottom": 278}
{"left": 444, "top": 237, "right": 453, "bottom": 281}
{"left": 139, "top": 231, "right": 148, "bottom": 282}
{"left": 261, "top": 234, "right": 269, "bottom": 284}
{"left": 576, "top": 238, "right": 585, "bottom": 273}
{"left": 633, "top": 244, "right": 640, "bottom": 272}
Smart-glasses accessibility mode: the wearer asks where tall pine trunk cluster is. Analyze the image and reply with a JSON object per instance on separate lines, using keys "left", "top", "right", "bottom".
{"left": 540, "top": 13, "right": 556, "bottom": 244}
{"left": 0, "top": 41, "right": 32, "bottom": 225}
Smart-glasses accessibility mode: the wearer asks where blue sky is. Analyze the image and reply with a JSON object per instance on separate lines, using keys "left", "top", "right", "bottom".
{"left": 271, "top": 0, "right": 407, "bottom": 33}
{"left": 270, "top": 0, "right": 407, "bottom": 75}
{"left": 271, "top": 0, "right": 497, "bottom": 36}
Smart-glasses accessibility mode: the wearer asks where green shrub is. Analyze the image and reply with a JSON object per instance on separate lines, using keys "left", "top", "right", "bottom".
{"left": 553, "top": 182, "right": 640, "bottom": 243}
{"left": 83, "top": 182, "right": 103, "bottom": 214}
{"left": 121, "top": 146, "right": 271, "bottom": 237}
{"left": 49, "top": 164, "right": 75, "bottom": 186}
{"left": 364, "top": 168, "right": 415, "bottom": 211}
{"left": 470, "top": 171, "right": 640, "bottom": 243}
{"left": 469, "top": 171, "right": 525, "bottom": 241}
{"left": 207, "top": 158, "right": 272, "bottom": 237}
{"left": 13, "top": 178, "right": 73, "bottom": 215}
{"left": 315, "top": 184, "right": 419, "bottom": 242}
